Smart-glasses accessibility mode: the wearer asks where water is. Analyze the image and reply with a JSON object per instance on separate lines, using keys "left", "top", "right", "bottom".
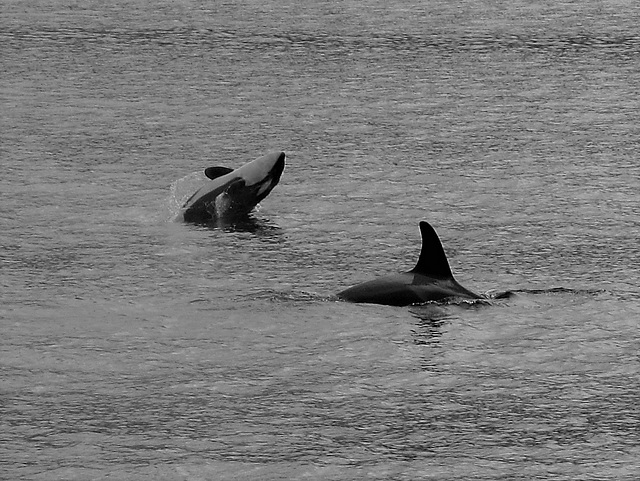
{"left": 2, "top": 0, "right": 639, "bottom": 479}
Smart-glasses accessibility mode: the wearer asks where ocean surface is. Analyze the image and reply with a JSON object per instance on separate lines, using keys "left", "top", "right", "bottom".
{"left": 1, "top": 1, "right": 639, "bottom": 479}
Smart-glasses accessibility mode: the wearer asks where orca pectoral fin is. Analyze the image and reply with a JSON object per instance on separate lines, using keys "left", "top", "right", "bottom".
{"left": 204, "top": 166, "right": 234, "bottom": 179}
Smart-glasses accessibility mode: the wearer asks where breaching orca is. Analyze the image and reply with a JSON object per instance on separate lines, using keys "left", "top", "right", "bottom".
{"left": 337, "top": 221, "right": 483, "bottom": 306}
{"left": 181, "top": 151, "right": 285, "bottom": 223}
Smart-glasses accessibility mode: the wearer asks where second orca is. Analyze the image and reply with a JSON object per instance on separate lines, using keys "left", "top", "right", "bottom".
{"left": 337, "top": 221, "right": 483, "bottom": 306}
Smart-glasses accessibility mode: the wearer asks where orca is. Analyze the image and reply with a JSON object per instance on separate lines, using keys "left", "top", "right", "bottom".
{"left": 337, "top": 221, "right": 483, "bottom": 306}
{"left": 180, "top": 151, "right": 285, "bottom": 223}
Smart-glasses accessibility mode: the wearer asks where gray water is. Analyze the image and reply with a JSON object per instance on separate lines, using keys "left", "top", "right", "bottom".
{"left": 2, "top": 1, "right": 639, "bottom": 479}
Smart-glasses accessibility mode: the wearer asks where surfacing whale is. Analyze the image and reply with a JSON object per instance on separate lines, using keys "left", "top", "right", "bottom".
{"left": 180, "top": 151, "right": 285, "bottom": 223}
{"left": 337, "top": 221, "right": 483, "bottom": 306}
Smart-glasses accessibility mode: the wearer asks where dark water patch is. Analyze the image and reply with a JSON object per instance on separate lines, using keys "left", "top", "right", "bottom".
{"left": 3, "top": 26, "right": 640, "bottom": 58}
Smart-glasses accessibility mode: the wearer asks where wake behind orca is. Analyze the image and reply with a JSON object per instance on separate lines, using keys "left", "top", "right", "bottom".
{"left": 180, "top": 151, "right": 285, "bottom": 223}
{"left": 338, "top": 221, "right": 483, "bottom": 306}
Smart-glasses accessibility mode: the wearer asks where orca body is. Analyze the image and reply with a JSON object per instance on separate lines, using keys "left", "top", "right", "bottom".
{"left": 181, "top": 151, "right": 285, "bottom": 223}
{"left": 337, "top": 221, "right": 483, "bottom": 306}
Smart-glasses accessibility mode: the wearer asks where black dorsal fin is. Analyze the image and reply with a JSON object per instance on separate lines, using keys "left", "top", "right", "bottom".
{"left": 204, "top": 166, "right": 234, "bottom": 180}
{"left": 410, "top": 221, "right": 454, "bottom": 279}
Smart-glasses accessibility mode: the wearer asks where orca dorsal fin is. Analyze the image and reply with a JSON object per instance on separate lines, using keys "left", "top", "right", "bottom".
{"left": 204, "top": 166, "right": 234, "bottom": 179}
{"left": 410, "top": 221, "right": 454, "bottom": 279}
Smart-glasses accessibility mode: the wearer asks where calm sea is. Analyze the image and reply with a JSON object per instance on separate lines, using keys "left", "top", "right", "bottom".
{"left": 1, "top": 0, "right": 639, "bottom": 479}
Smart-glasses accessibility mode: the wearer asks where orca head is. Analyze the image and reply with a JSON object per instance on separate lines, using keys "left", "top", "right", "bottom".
{"left": 216, "top": 151, "right": 285, "bottom": 218}
{"left": 235, "top": 151, "right": 285, "bottom": 205}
